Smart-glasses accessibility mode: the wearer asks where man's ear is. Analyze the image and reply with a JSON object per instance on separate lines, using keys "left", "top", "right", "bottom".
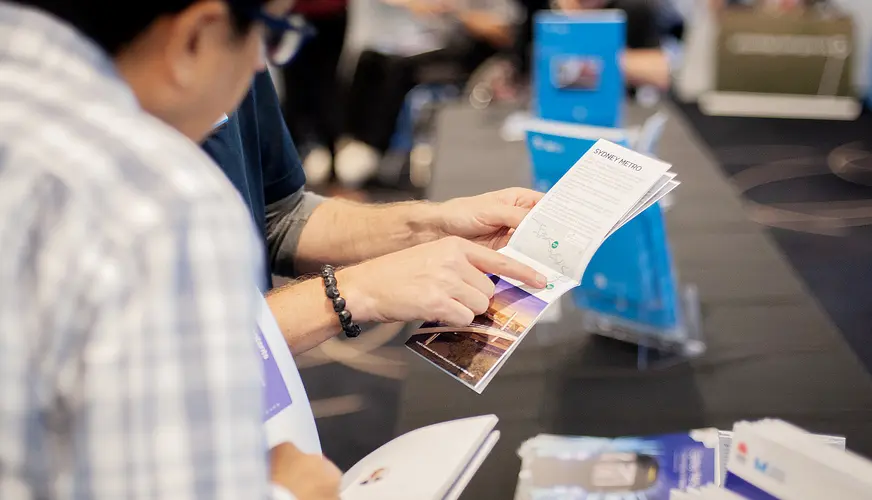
{"left": 163, "top": 0, "right": 232, "bottom": 88}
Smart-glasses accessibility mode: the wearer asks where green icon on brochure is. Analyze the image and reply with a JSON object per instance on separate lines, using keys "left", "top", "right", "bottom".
{"left": 546, "top": 283, "right": 554, "bottom": 290}
{"left": 551, "top": 241, "right": 559, "bottom": 249}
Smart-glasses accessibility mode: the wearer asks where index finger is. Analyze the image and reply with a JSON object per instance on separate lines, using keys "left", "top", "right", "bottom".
{"left": 465, "top": 246, "right": 547, "bottom": 289}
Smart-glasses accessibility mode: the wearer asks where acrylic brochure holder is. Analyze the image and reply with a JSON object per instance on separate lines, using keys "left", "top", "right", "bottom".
{"left": 524, "top": 116, "right": 704, "bottom": 369}
{"left": 574, "top": 204, "right": 705, "bottom": 367}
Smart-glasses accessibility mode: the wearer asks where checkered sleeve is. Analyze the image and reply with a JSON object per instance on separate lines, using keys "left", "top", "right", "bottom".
{"left": 69, "top": 193, "right": 270, "bottom": 499}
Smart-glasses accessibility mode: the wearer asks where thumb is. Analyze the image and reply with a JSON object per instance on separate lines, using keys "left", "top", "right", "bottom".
{"left": 480, "top": 204, "right": 532, "bottom": 230}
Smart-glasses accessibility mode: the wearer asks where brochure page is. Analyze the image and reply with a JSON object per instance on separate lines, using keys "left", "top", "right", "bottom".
{"left": 405, "top": 255, "right": 572, "bottom": 393}
{"left": 406, "top": 140, "right": 676, "bottom": 391}
{"left": 340, "top": 415, "right": 499, "bottom": 500}
{"left": 509, "top": 140, "right": 672, "bottom": 283}
{"left": 256, "top": 291, "right": 322, "bottom": 454}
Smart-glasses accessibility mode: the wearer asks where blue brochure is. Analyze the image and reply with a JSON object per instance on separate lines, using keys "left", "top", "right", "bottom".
{"left": 533, "top": 10, "right": 626, "bottom": 128}
{"left": 524, "top": 118, "right": 630, "bottom": 192}
{"left": 574, "top": 203, "right": 682, "bottom": 332}
{"left": 516, "top": 431, "right": 717, "bottom": 499}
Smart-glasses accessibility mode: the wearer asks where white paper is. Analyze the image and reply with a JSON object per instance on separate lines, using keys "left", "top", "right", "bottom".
{"left": 257, "top": 291, "right": 322, "bottom": 454}
{"left": 608, "top": 179, "right": 680, "bottom": 238}
{"left": 509, "top": 139, "right": 671, "bottom": 282}
{"left": 726, "top": 420, "right": 868, "bottom": 500}
{"left": 340, "top": 415, "right": 499, "bottom": 500}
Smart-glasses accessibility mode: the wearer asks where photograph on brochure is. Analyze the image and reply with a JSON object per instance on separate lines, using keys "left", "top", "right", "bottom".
{"left": 407, "top": 275, "right": 549, "bottom": 387}
{"left": 405, "top": 139, "right": 679, "bottom": 392}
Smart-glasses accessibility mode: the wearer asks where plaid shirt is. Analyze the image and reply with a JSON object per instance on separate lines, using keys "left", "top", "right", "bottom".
{"left": 0, "top": 4, "right": 275, "bottom": 499}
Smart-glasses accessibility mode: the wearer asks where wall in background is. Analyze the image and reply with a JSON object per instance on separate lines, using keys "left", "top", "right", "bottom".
{"left": 673, "top": 0, "right": 870, "bottom": 96}
{"left": 833, "top": 0, "right": 871, "bottom": 93}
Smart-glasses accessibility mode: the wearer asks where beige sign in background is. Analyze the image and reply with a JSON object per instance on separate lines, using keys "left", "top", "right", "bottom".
{"left": 716, "top": 9, "right": 855, "bottom": 97}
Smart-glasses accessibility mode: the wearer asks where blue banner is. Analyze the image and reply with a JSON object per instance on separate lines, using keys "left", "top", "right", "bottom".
{"left": 533, "top": 11, "right": 626, "bottom": 128}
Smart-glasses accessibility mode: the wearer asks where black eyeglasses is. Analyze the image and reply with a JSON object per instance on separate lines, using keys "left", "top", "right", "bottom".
{"left": 239, "top": 5, "right": 316, "bottom": 66}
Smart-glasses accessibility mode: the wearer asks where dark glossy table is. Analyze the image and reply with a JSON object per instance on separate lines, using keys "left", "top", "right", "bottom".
{"left": 393, "top": 103, "right": 872, "bottom": 500}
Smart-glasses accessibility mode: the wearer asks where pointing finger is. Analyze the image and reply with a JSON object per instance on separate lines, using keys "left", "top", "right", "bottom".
{"left": 466, "top": 246, "right": 546, "bottom": 289}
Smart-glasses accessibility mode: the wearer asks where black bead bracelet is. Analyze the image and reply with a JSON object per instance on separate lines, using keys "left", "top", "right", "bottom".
{"left": 320, "top": 265, "right": 361, "bottom": 338}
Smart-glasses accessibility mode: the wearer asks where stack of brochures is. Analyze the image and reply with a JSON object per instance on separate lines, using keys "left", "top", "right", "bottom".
{"left": 405, "top": 139, "right": 680, "bottom": 392}
{"left": 257, "top": 293, "right": 501, "bottom": 499}
{"left": 514, "top": 431, "right": 717, "bottom": 499}
{"left": 713, "top": 420, "right": 870, "bottom": 500}
{"left": 512, "top": 423, "right": 847, "bottom": 500}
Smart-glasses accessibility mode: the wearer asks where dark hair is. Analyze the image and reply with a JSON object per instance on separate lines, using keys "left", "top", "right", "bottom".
{"left": 14, "top": 0, "right": 271, "bottom": 55}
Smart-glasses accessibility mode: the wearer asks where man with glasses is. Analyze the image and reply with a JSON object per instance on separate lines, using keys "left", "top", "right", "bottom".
{"left": 205, "top": 20, "right": 547, "bottom": 356}
{"left": 0, "top": 1, "right": 340, "bottom": 499}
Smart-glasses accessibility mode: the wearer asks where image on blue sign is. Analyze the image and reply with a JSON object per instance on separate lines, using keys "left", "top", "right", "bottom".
{"left": 552, "top": 56, "right": 603, "bottom": 91}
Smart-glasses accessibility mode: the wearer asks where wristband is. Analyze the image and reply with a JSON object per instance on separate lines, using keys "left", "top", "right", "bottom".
{"left": 320, "top": 265, "right": 362, "bottom": 338}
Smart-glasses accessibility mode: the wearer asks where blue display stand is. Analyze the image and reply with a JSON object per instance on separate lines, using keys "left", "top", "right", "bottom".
{"left": 524, "top": 118, "right": 704, "bottom": 367}
{"left": 573, "top": 203, "right": 704, "bottom": 366}
{"left": 575, "top": 203, "right": 678, "bottom": 332}
{"left": 533, "top": 11, "right": 626, "bottom": 128}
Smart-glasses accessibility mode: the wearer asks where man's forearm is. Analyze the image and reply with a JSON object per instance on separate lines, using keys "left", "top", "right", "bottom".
{"left": 623, "top": 49, "right": 671, "bottom": 90}
{"left": 266, "top": 278, "right": 344, "bottom": 355}
{"left": 265, "top": 269, "right": 374, "bottom": 355}
{"left": 293, "top": 198, "right": 441, "bottom": 274}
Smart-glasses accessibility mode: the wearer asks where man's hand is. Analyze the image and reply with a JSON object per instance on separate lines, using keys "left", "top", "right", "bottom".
{"left": 340, "top": 236, "right": 547, "bottom": 326}
{"left": 434, "top": 188, "right": 544, "bottom": 250}
{"left": 271, "top": 443, "right": 342, "bottom": 500}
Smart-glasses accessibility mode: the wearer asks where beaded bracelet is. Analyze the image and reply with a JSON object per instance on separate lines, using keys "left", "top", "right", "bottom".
{"left": 320, "top": 265, "right": 361, "bottom": 338}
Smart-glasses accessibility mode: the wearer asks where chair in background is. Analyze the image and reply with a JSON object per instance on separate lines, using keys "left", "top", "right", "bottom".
{"left": 382, "top": 80, "right": 463, "bottom": 188}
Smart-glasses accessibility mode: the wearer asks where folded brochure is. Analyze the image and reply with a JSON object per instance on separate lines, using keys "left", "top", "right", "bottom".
{"left": 342, "top": 415, "right": 500, "bottom": 500}
{"left": 258, "top": 291, "right": 500, "bottom": 499}
{"left": 723, "top": 420, "right": 866, "bottom": 500}
{"left": 405, "top": 139, "right": 680, "bottom": 392}
{"left": 514, "top": 431, "right": 717, "bottom": 500}
{"left": 257, "top": 290, "right": 322, "bottom": 454}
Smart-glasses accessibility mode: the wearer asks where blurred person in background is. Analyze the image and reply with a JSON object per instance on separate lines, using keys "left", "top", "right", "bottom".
{"left": 280, "top": 0, "right": 349, "bottom": 185}
{"left": 554, "top": 0, "right": 671, "bottom": 90}
{"left": 513, "top": 0, "right": 670, "bottom": 94}
{"left": 0, "top": 1, "right": 342, "bottom": 499}
{"left": 204, "top": 69, "right": 548, "bottom": 358}
{"left": 710, "top": 0, "right": 825, "bottom": 9}
{"left": 330, "top": 0, "right": 522, "bottom": 187}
